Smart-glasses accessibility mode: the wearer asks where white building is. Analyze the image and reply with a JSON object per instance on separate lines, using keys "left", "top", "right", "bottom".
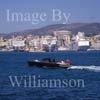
{"left": 11, "top": 36, "right": 25, "bottom": 47}
{"left": 54, "top": 30, "right": 72, "bottom": 44}
{"left": 76, "top": 32, "right": 85, "bottom": 41}
{"left": 12, "top": 40, "right": 25, "bottom": 47}
{"left": 78, "top": 39, "right": 90, "bottom": 46}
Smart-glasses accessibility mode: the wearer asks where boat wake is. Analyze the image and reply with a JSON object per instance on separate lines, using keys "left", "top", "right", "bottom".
{"left": 69, "top": 66, "right": 100, "bottom": 72}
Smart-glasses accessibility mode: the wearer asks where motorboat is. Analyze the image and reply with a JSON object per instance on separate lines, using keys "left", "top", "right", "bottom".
{"left": 27, "top": 58, "right": 71, "bottom": 68}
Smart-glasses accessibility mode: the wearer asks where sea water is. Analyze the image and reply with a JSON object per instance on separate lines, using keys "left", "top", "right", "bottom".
{"left": 0, "top": 51, "right": 100, "bottom": 100}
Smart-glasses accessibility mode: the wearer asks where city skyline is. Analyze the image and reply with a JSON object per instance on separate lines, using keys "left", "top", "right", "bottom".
{"left": 0, "top": 0, "right": 100, "bottom": 33}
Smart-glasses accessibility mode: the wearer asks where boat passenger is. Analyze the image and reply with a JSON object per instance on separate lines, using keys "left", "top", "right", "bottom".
{"left": 51, "top": 58, "right": 56, "bottom": 62}
{"left": 34, "top": 59, "right": 39, "bottom": 62}
{"left": 52, "top": 58, "right": 55, "bottom": 62}
{"left": 42, "top": 58, "right": 55, "bottom": 63}
{"left": 60, "top": 61, "right": 65, "bottom": 64}
{"left": 66, "top": 59, "right": 71, "bottom": 65}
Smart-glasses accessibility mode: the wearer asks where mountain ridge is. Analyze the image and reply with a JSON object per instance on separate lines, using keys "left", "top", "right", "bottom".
{"left": 0, "top": 23, "right": 100, "bottom": 37}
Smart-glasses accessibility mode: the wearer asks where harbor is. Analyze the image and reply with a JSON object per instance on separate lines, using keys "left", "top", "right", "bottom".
{"left": 0, "top": 31, "right": 100, "bottom": 52}
{"left": 0, "top": 0, "right": 100, "bottom": 99}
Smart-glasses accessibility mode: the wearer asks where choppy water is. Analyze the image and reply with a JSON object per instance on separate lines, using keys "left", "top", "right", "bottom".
{"left": 0, "top": 51, "right": 100, "bottom": 100}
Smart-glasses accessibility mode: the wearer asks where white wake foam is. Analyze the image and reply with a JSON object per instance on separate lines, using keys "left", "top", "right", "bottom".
{"left": 69, "top": 66, "right": 100, "bottom": 72}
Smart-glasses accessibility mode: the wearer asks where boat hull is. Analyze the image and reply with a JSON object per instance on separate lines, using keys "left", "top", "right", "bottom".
{"left": 28, "top": 61, "right": 71, "bottom": 68}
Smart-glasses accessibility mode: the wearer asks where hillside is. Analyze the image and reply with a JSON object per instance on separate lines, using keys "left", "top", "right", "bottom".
{"left": 15, "top": 23, "right": 100, "bottom": 35}
{"left": 1, "top": 23, "right": 100, "bottom": 38}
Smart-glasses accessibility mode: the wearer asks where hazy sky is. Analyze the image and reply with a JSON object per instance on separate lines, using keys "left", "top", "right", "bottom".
{"left": 0, "top": 0, "right": 100, "bottom": 33}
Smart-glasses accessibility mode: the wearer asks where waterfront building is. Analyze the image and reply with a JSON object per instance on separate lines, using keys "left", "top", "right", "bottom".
{"left": 40, "top": 35, "right": 57, "bottom": 52}
{"left": 0, "top": 37, "right": 8, "bottom": 51}
{"left": 76, "top": 32, "right": 85, "bottom": 41}
{"left": 11, "top": 36, "right": 25, "bottom": 51}
{"left": 0, "top": 31, "right": 100, "bottom": 52}
{"left": 54, "top": 30, "right": 72, "bottom": 45}
{"left": 53, "top": 30, "right": 72, "bottom": 51}
{"left": 75, "top": 32, "right": 90, "bottom": 51}
{"left": 90, "top": 35, "right": 100, "bottom": 50}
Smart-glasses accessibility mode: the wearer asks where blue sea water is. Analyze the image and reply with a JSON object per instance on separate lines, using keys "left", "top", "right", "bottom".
{"left": 0, "top": 51, "right": 100, "bottom": 100}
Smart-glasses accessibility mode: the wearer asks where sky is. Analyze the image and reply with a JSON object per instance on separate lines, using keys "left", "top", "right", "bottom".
{"left": 0, "top": 0, "right": 100, "bottom": 33}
